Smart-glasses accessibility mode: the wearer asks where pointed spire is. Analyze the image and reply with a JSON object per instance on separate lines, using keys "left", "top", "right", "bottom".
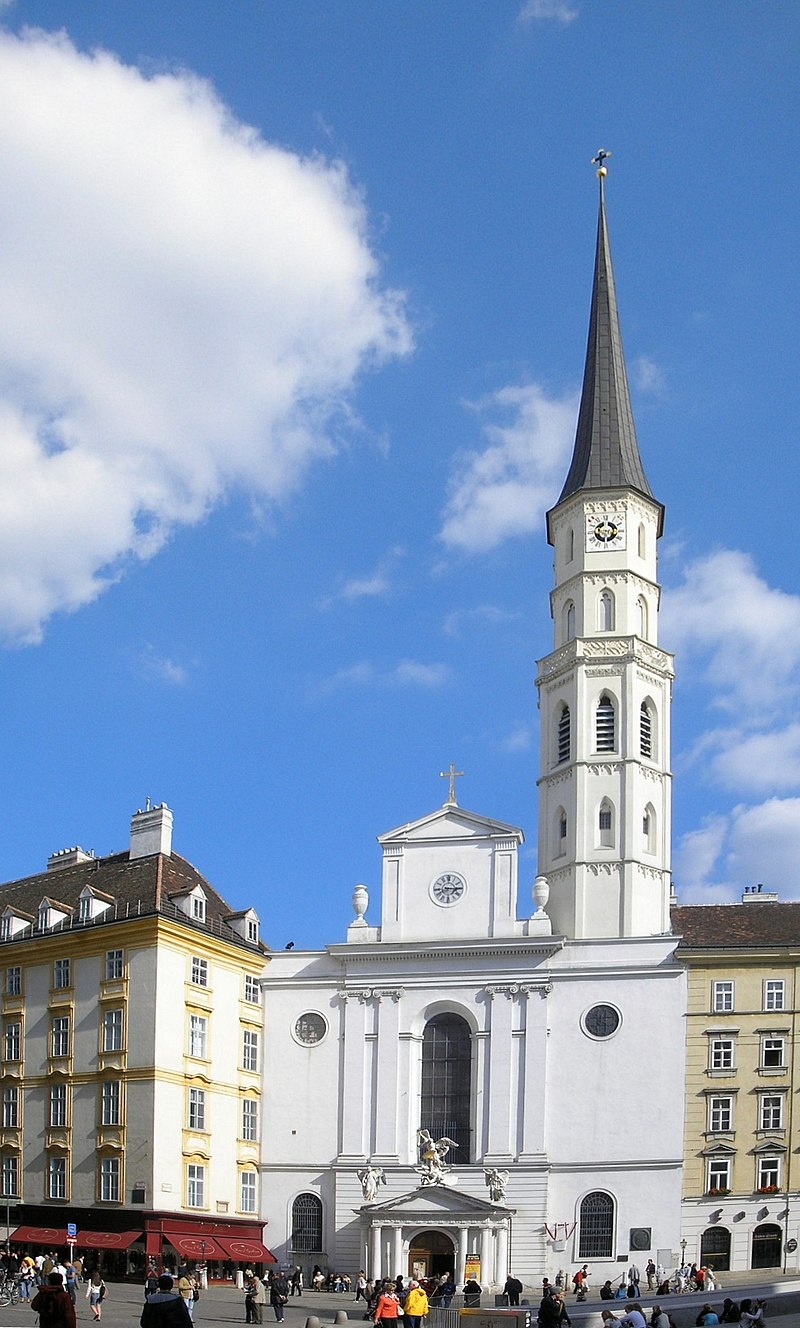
{"left": 549, "top": 157, "right": 663, "bottom": 534}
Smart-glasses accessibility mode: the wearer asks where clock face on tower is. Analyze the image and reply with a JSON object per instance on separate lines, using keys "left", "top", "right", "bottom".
{"left": 430, "top": 872, "right": 466, "bottom": 906}
{"left": 585, "top": 512, "right": 627, "bottom": 551}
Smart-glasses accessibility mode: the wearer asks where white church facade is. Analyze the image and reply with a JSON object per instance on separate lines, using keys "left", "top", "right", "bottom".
{"left": 260, "top": 168, "right": 686, "bottom": 1287}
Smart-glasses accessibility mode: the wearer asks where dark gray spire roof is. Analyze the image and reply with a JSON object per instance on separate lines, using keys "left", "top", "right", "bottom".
{"left": 549, "top": 177, "right": 663, "bottom": 534}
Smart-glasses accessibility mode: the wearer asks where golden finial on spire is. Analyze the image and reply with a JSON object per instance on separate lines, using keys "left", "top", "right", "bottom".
{"left": 592, "top": 147, "right": 612, "bottom": 179}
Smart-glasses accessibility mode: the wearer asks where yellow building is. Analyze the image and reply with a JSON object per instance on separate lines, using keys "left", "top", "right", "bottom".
{"left": 673, "top": 893, "right": 800, "bottom": 1274}
{"left": 0, "top": 803, "right": 272, "bottom": 1274}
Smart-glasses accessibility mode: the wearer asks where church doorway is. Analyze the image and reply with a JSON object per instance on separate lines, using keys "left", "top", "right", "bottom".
{"left": 408, "top": 1230, "right": 455, "bottom": 1280}
{"left": 751, "top": 1223, "right": 782, "bottom": 1269}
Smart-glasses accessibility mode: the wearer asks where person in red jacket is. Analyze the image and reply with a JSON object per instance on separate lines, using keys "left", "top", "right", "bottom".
{"left": 32, "top": 1273, "right": 77, "bottom": 1328}
{"left": 373, "top": 1282, "right": 401, "bottom": 1327}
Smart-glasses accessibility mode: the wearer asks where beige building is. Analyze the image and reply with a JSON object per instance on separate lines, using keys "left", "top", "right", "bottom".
{"left": 0, "top": 803, "right": 272, "bottom": 1273}
{"left": 673, "top": 893, "right": 800, "bottom": 1274}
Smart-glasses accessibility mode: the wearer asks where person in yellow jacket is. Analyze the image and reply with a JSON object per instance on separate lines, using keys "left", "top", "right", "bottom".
{"left": 404, "top": 1281, "right": 429, "bottom": 1328}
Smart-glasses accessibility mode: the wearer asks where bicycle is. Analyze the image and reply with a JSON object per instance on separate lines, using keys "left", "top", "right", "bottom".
{"left": 0, "top": 1278, "right": 21, "bottom": 1306}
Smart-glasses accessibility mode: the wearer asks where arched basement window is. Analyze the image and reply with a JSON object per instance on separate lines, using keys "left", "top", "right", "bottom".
{"left": 421, "top": 1014, "right": 472, "bottom": 1161}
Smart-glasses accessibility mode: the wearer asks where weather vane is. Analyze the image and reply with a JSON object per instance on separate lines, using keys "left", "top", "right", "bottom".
{"left": 592, "top": 147, "right": 612, "bottom": 178}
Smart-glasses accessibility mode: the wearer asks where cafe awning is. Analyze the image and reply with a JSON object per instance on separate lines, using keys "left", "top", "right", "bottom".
{"left": 161, "top": 1231, "right": 229, "bottom": 1260}
{"left": 10, "top": 1227, "right": 67, "bottom": 1247}
{"left": 76, "top": 1231, "right": 143, "bottom": 1249}
{"left": 215, "top": 1236, "right": 277, "bottom": 1264}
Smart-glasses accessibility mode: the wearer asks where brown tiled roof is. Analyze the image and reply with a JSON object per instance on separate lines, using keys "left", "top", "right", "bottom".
{"left": 672, "top": 902, "right": 800, "bottom": 949}
{"left": 0, "top": 851, "right": 263, "bottom": 952}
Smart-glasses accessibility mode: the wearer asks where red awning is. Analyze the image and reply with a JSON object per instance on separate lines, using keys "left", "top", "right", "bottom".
{"left": 10, "top": 1227, "right": 68, "bottom": 1247}
{"left": 76, "top": 1231, "right": 143, "bottom": 1249}
{"left": 215, "top": 1237, "right": 277, "bottom": 1265}
{"left": 161, "top": 1232, "right": 229, "bottom": 1260}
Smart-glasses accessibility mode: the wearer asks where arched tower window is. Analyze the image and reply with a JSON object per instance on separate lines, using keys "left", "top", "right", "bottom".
{"left": 598, "top": 798, "right": 615, "bottom": 848}
{"left": 291, "top": 1193, "right": 323, "bottom": 1252}
{"left": 637, "top": 596, "right": 648, "bottom": 640}
{"left": 567, "top": 528, "right": 575, "bottom": 562}
{"left": 643, "top": 804, "right": 656, "bottom": 854}
{"left": 553, "top": 807, "right": 567, "bottom": 858}
{"left": 598, "top": 590, "right": 614, "bottom": 632}
{"left": 556, "top": 704, "right": 571, "bottom": 765}
{"left": 596, "top": 695, "right": 616, "bottom": 752}
{"left": 640, "top": 701, "right": 655, "bottom": 759}
{"left": 564, "top": 601, "right": 576, "bottom": 642}
{"left": 578, "top": 1191, "right": 614, "bottom": 1259}
{"left": 421, "top": 1014, "right": 472, "bottom": 1160}
{"left": 638, "top": 523, "right": 646, "bottom": 558}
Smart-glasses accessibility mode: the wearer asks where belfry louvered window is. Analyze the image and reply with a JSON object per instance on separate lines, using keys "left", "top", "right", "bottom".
{"left": 596, "top": 695, "right": 615, "bottom": 752}
{"left": 557, "top": 705, "right": 571, "bottom": 764}
{"left": 640, "top": 702, "right": 653, "bottom": 758}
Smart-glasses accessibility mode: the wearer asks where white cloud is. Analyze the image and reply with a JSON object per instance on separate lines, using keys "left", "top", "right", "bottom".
{"left": 139, "top": 645, "right": 189, "bottom": 686}
{"left": 632, "top": 355, "right": 665, "bottom": 394}
{"left": 675, "top": 799, "right": 800, "bottom": 905}
{"left": 500, "top": 723, "right": 534, "bottom": 753}
{"left": 442, "top": 604, "right": 522, "bottom": 637}
{"left": 0, "top": 29, "right": 411, "bottom": 643}
{"left": 315, "top": 658, "right": 450, "bottom": 695}
{"left": 439, "top": 383, "right": 577, "bottom": 553}
{"left": 322, "top": 546, "right": 406, "bottom": 606}
{"left": 519, "top": 0, "right": 578, "bottom": 23}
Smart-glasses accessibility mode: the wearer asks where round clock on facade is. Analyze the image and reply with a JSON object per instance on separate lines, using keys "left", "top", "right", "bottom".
{"left": 585, "top": 513, "right": 626, "bottom": 551}
{"left": 294, "top": 1012, "right": 327, "bottom": 1045}
{"left": 430, "top": 872, "right": 467, "bottom": 906}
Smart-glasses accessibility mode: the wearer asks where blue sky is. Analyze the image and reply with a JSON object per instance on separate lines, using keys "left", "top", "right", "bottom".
{"left": 0, "top": 1, "right": 797, "bottom": 947}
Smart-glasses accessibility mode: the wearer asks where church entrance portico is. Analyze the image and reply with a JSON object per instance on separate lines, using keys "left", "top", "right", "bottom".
{"left": 408, "top": 1230, "right": 455, "bottom": 1279}
{"left": 361, "top": 1186, "right": 512, "bottom": 1286}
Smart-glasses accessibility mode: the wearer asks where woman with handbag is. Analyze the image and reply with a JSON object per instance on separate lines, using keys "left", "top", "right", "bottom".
{"left": 373, "top": 1282, "right": 401, "bottom": 1328}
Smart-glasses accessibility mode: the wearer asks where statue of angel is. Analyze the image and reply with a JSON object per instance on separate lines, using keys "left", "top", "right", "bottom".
{"left": 415, "top": 1128, "right": 458, "bottom": 1186}
{"left": 357, "top": 1164, "right": 386, "bottom": 1203}
{"left": 484, "top": 1167, "right": 510, "bottom": 1203}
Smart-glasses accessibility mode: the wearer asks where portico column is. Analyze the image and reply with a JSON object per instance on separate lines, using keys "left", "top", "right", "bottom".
{"left": 496, "top": 1224, "right": 509, "bottom": 1285}
{"left": 370, "top": 1225, "right": 382, "bottom": 1280}
{"left": 391, "top": 1226, "right": 403, "bottom": 1280}
{"left": 457, "top": 1228, "right": 468, "bottom": 1283}
{"left": 479, "top": 1227, "right": 492, "bottom": 1286}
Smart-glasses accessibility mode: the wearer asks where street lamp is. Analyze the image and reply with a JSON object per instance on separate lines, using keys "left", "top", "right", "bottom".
{"left": 680, "top": 1238, "right": 687, "bottom": 1266}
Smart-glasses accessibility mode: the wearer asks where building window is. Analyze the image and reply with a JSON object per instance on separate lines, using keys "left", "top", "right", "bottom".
{"left": 244, "top": 976, "right": 260, "bottom": 1004}
{"left": 291, "top": 1193, "right": 323, "bottom": 1253}
{"left": 6, "top": 968, "right": 21, "bottom": 997}
{"left": 421, "top": 1013, "right": 472, "bottom": 1160}
{"left": 103, "top": 1009, "right": 123, "bottom": 1052}
{"left": 3, "top": 1022, "right": 20, "bottom": 1062}
{"left": 762, "top": 1037, "right": 785, "bottom": 1070}
{"left": 105, "top": 950, "right": 124, "bottom": 980}
{"left": 1, "top": 1155, "right": 18, "bottom": 1198}
{"left": 101, "top": 1081, "right": 120, "bottom": 1126}
{"left": 598, "top": 590, "right": 615, "bottom": 632}
{"left": 240, "top": 1171, "right": 257, "bottom": 1213}
{"left": 564, "top": 600, "right": 576, "bottom": 641}
{"left": 712, "top": 982, "right": 734, "bottom": 1013}
{"left": 187, "top": 1163, "right": 205, "bottom": 1208}
{"left": 188, "top": 1088, "right": 206, "bottom": 1132}
{"left": 598, "top": 799, "right": 614, "bottom": 848}
{"left": 637, "top": 596, "right": 649, "bottom": 639}
{"left": 556, "top": 704, "right": 571, "bottom": 765}
{"left": 710, "top": 1038, "right": 735, "bottom": 1072}
{"left": 48, "top": 1156, "right": 67, "bottom": 1200}
{"left": 191, "top": 895, "right": 207, "bottom": 923}
{"left": 54, "top": 959, "right": 71, "bottom": 989}
{"left": 0, "top": 919, "right": 10, "bottom": 943}
{"left": 50, "top": 1084, "right": 67, "bottom": 1128}
{"left": 188, "top": 1015, "right": 208, "bottom": 1059}
{"left": 100, "top": 1157, "right": 120, "bottom": 1202}
{"left": 243, "top": 1030, "right": 259, "bottom": 1072}
{"left": 78, "top": 896, "right": 92, "bottom": 923}
{"left": 578, "top": 1191, "right": 614, "bottom": 1259}
{"left": 596, "top": 694, "right": 616, "bottom": 752}
{"left": 708, "top": 1095, "right": 733, "bottom": 1133}
{"left": 247, "top": 918, "right": 259, "bottom": 944}
{"left": 765, "top": 981, "right": 785, "bottom": 1012}
{"left": 2, "top": 1088, "right": 18, "bottom": 1129}
{"left": 37, "top": 905, "right": 50, "bottom": 931}
{"left": 52, "top": 1017, "right": 70, "bottom": 1058}
{"left": 640, "top": 702, "right": 653, "bottom": 758}
{"left": 760, "top": 1095, "right": 784, "bottom": 1131}
{"left": 242, "top": 1098, "right": 258, "bottom": 1142}
{"left": 757, "top": 1156, "right": 781, "bottom": 1191}
{"left": 191, "top": 957, "right": 208, "bottom": 987}
{"left": 707, "top": 1157, "right": 731, "bottom": 1193}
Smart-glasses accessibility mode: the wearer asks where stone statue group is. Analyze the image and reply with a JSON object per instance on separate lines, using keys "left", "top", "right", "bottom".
{"left": 357, "top": 1130, "right": 509, "bottom": 1203}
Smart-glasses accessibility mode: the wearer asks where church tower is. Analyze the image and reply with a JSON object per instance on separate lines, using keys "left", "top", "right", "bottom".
{"left": 536, "top": 159, "right": 674, "bottom": 940}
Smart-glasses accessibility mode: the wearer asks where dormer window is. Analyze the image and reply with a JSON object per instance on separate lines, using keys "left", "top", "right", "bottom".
{"left": 191, "top": 895, "right": 207, "bottom": 923}
{"left": 0, "top": 919, "right": 10, "bottom": 943}
{"left": 79, "top": 897, "right": 92, "bottom": 923}
{"left": 247, "top": 918, "right": 259, "bottom": 944}
{"left": 38, "top": 905, "right": 51, "bottom": 932}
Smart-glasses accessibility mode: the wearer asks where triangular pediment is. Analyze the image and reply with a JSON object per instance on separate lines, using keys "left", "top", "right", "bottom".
{"left": 379, "top": 805, "right": 523, "bottom": 847}
{"left": 361, "top": 1185, "right": 511, "bottom": 1218}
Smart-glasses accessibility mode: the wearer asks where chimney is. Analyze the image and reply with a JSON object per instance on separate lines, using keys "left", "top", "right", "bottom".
{"left": 742, "top": 883, "right": 779, "bottom": 904}
{"left": 130, "top": 803, "right": 173, "bottom": 860}
{"left": 47, "top": 846, "right": 96, "bottom": 872}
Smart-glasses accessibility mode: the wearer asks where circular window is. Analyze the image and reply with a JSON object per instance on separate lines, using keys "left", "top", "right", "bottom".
{"left": 583, "top": 1004, "right": 621, "bottom": 1039}
{"left": 294, "top": 1012, "right": 327, "bottom": 1046}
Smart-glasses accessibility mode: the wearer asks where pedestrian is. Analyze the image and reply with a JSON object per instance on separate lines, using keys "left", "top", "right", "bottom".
{"left": 177, "top": 1269, "right": 196, "bottom": 1322}
{"left": 539, "top": 1290, "right": 572, "bottom": 1328}
{"left": 628, "top": 1267, "right": 641, "bottom": 1297}
{"left": 141, "top": 1275, "right": 192, "bottom": 1328}
{"left": 65, "top": 1262, "right": 79, "bottom": 1306}
{"left": 145, "top": 1267, "right": 160, "bottom": 1299}
{"left": 646, "top": 1263, "right": 656, "bottom": 1293}
{"left": 462, "top": 1279, "right": 481, "bottom": 1308}
{"left": 32, "top": 1272, "right": 77, "bottom": 1328}
{"left": 20, "top": 1259, "right": 35, "bottom": 1301}
{"left": 355, "top": 1272, "right": 369, "bottom": 1303}
{"left": 618, "top": 1304, "right": 647, "bottom": 1328}
{"left": 85, "top": 1270, "right": 107, "bottom": 1321}
{"left": 269, "top": 1271, "right": 289, "bottom": 1324}
{"left": 291, "top": 1268, "right": 303, "bottom": 1297}
{"left": 601, "top": 1283, "right": 614, "bottom": 1301}
{"left": 373, "top": 1283, "right": 401, "bottom": 1328}
{"left": 504, "top": 1275, "right": 523, "bottom": 1307}
{"left": 720, "top": 1301, "right": 740, "bottom": 1323}
{"left": 403, "top": 1279, "right": 429, "bottom": 1328}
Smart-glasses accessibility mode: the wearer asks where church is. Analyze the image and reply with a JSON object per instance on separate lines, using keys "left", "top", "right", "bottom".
{"left": 260, "top": 165, "right": 686, "bottom": 1287}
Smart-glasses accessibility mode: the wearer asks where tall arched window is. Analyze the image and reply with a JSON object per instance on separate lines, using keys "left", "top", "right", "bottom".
{"left": 637, "top": 596, "right": 648, "bottom": 639}
{"left": 567, "top": 528, "right": 575, "bottom": 562}
{"left": 598, "top": 798, "right": 614, "bottom": 848}
{"left": 638, "top": 523, "right": 646, "bottom": 558}
{"left": 643, "top": 804, "right": 656, "bottom": 854}
{"left": 291, "top": 1193, "right": 323, "bottom": 1252}
{"left": 553, "top": 807, "right": 567, "bottom": 858}
{"left": 596, "top": 695, "right": 616, "bottom": 752}
{"left": 564, "top": 601, "right": 576, "bottom": 642}
{"left": 598, "top": 590, "right": 614, "bottom": 632}
{"left": 578, "top": 1191, "right": 614, "bottom": 1259}
{"left": 640, "top": 701, "right": 655, "bottom": 759}
{"left": 556, "top": 705, "right": 571, "bottom": 765}
{"left": 421, "top": 1014, "right": 472, "bottom": 1160}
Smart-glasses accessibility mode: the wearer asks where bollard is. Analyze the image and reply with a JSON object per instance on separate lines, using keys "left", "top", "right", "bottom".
{"left": 334, "top": 1312, "right": 349, "bottom": 1325}
{"left": 305, "top": 1317, "right": 322, "bottom": 1328}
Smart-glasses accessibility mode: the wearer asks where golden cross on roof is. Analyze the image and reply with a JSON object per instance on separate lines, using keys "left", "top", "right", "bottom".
{"left": 592, "top": 147, "right": 612, "bottom": 179}
{"left": 439, "top": 762, "right": 464, "bottom": 806}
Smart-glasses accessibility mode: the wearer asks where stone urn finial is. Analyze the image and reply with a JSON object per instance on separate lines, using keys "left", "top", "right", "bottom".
{"left": 352, "top": 883, "right": 369, "bottom": 926}
{"left": 532, "top": 874, "right": 550, "bottom": 914}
